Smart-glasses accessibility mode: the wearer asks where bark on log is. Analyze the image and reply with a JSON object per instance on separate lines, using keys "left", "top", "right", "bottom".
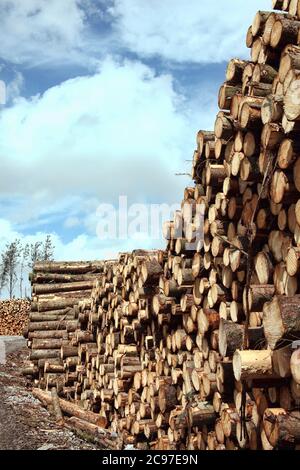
{"left": 33, "top": 388, "right": 107, "bottom": 427}
{"left": 218, "top": 319, "right": 244, "bottom": 357}
{"left": 51, "top": 387, "right": 64, "bottom": 424}
{"left": 233, "top": 350, "right": 276, "bottom": 381}
{"left": 264, "top": 408, "right": 300, "bottom": 448}
{"left": 33, "top": 281, "right": 94, "bottom": 295}
{"left": 263, "top": 296, "right": 300, "bottom": 349}
{"left": 34, "top": 261, "right": 104, "bottom": 274}
{"left": 188, "top": 403, "right": 216, "bottom": 427}
{"left": 65, "top": 417, "right": 120, "bottom": 449}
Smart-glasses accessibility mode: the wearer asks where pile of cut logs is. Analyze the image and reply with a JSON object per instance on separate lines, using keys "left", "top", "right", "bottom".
{"left": 26, "top": 0, "right": 300, "bottom": 450}
{"left": 23, "top": 261, "right": 105, "bottom": 390}
{"left": 0, "top": 300, "right": 30, "bottom": 336}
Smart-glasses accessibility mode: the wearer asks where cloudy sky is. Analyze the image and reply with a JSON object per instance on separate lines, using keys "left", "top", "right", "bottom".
{"left": 0, "top": 0, "right": 270, "bottom": 262}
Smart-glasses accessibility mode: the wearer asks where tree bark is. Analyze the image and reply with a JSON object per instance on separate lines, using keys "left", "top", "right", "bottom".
{"left": 263, "top": 296, "right": 300, "bottom": 349}
{"left": 264, "top": 408, "right": 300, "bottom": 448}
{"left": 34, "top": 261, "right": 104, "bottom": 274}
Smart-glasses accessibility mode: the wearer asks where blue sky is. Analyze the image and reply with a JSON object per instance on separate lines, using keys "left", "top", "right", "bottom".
{"left": 0, "top": 0, "right": 270, "bottom": 261}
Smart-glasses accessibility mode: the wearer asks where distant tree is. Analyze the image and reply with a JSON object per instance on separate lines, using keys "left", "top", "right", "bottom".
{"left": 0, "top": 251, "right": 9, "bottom": 296}
{"left": 0, "top": 235, "right": 56, "bottom": 299}
{"left": 19, "top": 243, "right": 30, "bottom": 298}
{"left": 0, "top": 239, "right": 22, "bottom": 299}
{"left": 28, "top": 241, "right": 43, "bottom": 270}
{"left": 42, "top": 235, "right": 55, "bottom": 261}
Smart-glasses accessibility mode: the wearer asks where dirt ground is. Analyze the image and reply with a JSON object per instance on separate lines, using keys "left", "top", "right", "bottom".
{"left": 0, "top": 348, "right": 98, "bottom": 450}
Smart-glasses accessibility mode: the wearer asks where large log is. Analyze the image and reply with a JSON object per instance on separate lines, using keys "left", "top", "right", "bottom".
{"left": 32, "top": 388, "right": 107, "bottom": 427}
{"left": 33, "top": 261, "right": 104, "bottom": 274}
{"left": 218, "top": 319, "right": 244, "bottom": 357}
{"left": 141, "top": 258, "right": 163, "bottom": 284}
{"left": 30, "top": 272, "right": 100, "bottom": 283}
{"left": 32, "top": 338, "right": 64, "bottom": 350}
{"left": 30, "top": 349, "right": 61, "bottom": 360}
{"left": 65, "top": 417, "right": 121, "bottom": 449}
{"left": 263, "top": 296, "right": 300, "bottom": 349}
{"left": 28, "top": 330, "right": 69, "bottom": 340}
{"left": 270, "top": 17, "right": 300, "bottom": 49}
{"left": 32, "top": 299, "right": 83, "bottom": 312}
{"left": 233, "top": 350, "right": 276, "bottom": 381}
{"left": 29, "top": 313, "right": 75, "bottom": 322}
{"left": 33, "top": 281, "right": 95, "bottom": 295}
{"left": 264, "top": 408, "right": 300, "bottom": 448}
{"left": 188, "top": 403, "right": 216, "bottom": 427}
{"left": 28, "top": 320, "right": 78, "bottom": 332}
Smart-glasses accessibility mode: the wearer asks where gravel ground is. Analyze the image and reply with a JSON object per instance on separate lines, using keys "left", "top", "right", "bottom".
{"left": 0, "top": 348, "right": 98, "bottom": 450}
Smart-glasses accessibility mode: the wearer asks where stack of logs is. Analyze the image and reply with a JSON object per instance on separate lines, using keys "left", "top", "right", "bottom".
{"left": 26, "top": 0, "right": 300, "bottom": 450}
{"left": 23, "top": 261, "right": 106, "bottom": 392}
{"left": 0, "top": 299, "right": 30, "bottom": 336}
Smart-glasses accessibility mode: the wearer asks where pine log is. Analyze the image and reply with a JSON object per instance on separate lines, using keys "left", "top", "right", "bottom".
{"left": 34, "top": 261, "right": 104, "bottom": 273}
{"left": 233, "top": 350, "right": 276, "bottom": 381}
{"left": 33, "top": 388, "right": 107, "bottom": 427}
{"left": 218, "top": 319, "right": 244, "bottom": 357}
{"left": 188, "top": 403, "right": 216, "bottom": 427}
{"left": 65, "top": 417, "right": 120, "bottom": 449}
{"left": 33, "top": 281, "right": 94, "bottom": 295}
{"left": 263, "top": 296, "right": 300, "bottom": 349}
{"left": 271, "top": 17, "right": 300, "bottom": 49}
{"left": 264, "top": 408, "right": 300, "bottom": 448}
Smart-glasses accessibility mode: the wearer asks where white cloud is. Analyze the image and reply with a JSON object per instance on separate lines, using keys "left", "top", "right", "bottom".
{"left": 0, "top": 0, "right": 272, "bottom": 68}
{"left": 109, "top": 0, "right": 271, "bottom": 63}
{"left": 0, "top": 57, "right": 204, "bottom": 228}
{"left": 0, "top": 0, "right": 91, "bottom": 67}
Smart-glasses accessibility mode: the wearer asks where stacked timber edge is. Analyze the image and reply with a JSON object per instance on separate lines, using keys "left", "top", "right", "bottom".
{"left": 23, "top": 261, "right": 106, "bottom": 388}
{"left": 25, "top": 0, "right": 300, "bottom": 450}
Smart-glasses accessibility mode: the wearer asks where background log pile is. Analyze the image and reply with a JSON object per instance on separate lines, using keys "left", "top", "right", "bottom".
{"left": 0, "top": 300, "right": 30, "bottom": 335}
{"left": 26, "top": 0, "right": 300, "bottom": 450}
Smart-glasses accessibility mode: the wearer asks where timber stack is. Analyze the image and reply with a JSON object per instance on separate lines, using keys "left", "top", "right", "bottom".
{"left": 23, "top": 261, "right": 106, "bottom": 392}
{"left": 0, "top": 299, "right": 30, "bottom": 335}
{"left": 25, "top": 0, "right": 300, "bottom": 450}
